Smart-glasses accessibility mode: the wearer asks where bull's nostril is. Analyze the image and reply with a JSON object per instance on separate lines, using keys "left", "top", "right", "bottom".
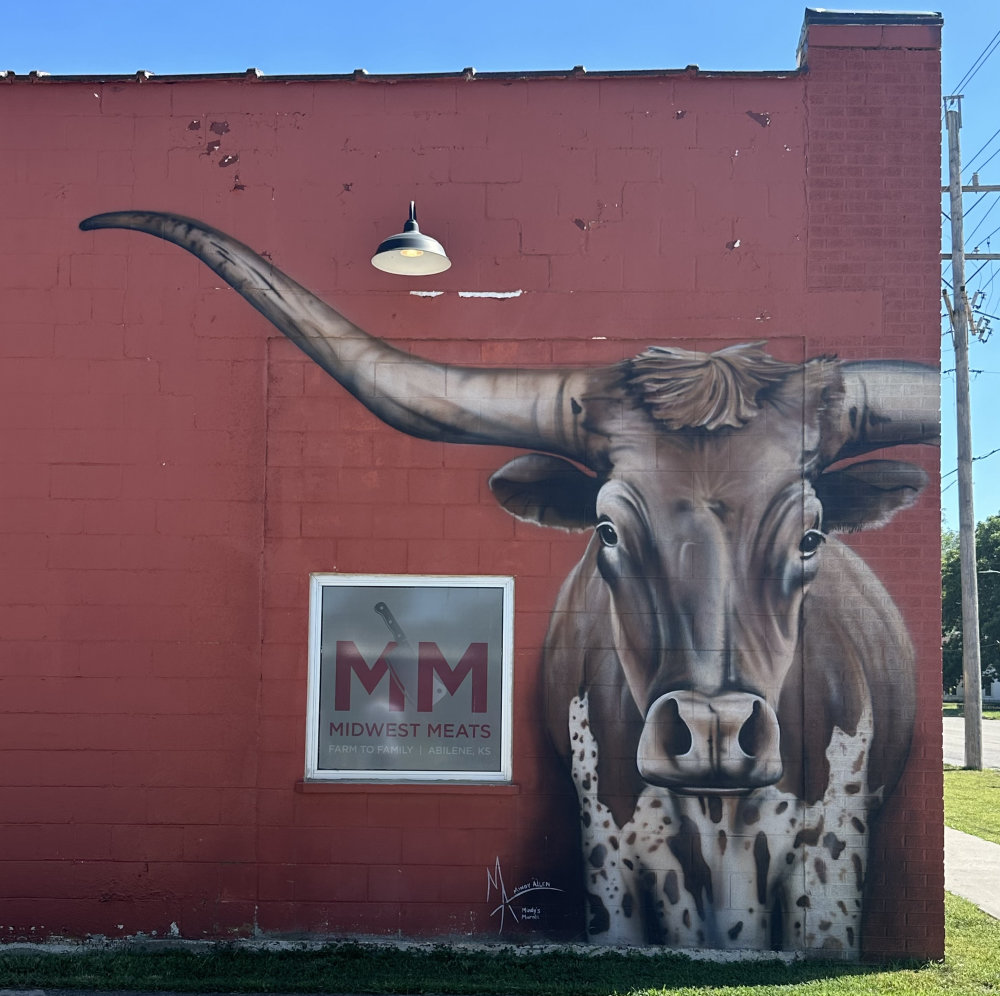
{"left": 738, "top": 700, "right": 766, "bottom": 757}
{"left": 664, "top": 697, "right": 693, "bottom": 756}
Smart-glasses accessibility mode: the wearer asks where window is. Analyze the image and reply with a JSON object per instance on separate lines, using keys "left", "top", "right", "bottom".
{"left": 306, "top": 574, "right": 514, "bottom": 782}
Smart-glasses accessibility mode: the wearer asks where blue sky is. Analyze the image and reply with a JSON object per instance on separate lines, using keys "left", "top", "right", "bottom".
{"left": 7, "top": 1, "right": 999, "bottom": 530}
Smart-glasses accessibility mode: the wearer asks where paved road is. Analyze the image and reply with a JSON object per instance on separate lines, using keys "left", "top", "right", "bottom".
{"left": 942, "top": 716, "right": 1000, "bottom": 767}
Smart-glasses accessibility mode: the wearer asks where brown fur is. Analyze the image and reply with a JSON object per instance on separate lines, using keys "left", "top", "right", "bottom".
{"left": 621, "top": 343, "right": 803, "bottom": 431}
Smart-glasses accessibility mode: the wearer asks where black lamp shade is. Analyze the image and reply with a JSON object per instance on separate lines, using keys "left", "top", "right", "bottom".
{"left": 371, "top": 201, "right": 451, "bottom": 275}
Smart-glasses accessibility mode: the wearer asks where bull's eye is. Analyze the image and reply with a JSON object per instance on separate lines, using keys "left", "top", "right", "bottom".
{"left": 596, "top": 521, "right": 619, "bottom": 547}
{"left": 799, "top": 529, "right": 826, "bottom": 559}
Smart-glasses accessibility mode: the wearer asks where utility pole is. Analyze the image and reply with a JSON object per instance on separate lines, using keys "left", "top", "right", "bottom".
{"left": 944, "top": 94, "right": 983, "bottom": 770}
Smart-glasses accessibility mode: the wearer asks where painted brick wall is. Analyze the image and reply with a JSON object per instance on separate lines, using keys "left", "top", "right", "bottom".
{"left": 802, "top": 22, "right": 943, "bottom": 960}
{"left": 0, "top": 12, "right": 941, "bottom": 957}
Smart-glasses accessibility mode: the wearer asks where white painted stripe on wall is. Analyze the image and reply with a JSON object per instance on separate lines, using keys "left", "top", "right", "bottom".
{"left": 458, "top": 290, "right": 523, "bottom": 298}
{"left": 408, "top": 290, "right": 524, "bottom": 299}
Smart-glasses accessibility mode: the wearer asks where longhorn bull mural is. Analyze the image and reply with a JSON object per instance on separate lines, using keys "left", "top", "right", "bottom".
{"left": 80, "top": 211, "right": 939, "bottom": 955}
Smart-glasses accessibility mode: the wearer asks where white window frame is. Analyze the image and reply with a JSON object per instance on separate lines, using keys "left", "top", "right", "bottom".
{"left": 305, "top": 573, "right": 514, "bottom": 783}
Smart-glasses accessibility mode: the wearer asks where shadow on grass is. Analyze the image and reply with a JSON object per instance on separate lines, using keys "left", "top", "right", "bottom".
{"left": 0, "top": 944, "right": 928, "bottom": 994}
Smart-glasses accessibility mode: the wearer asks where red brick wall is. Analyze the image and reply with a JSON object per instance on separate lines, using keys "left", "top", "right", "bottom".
{"left": 0, "top": 13, "right": 941, "bottom": 957}
{"left": 801, "top": 22, "right": 944, "bottom": 960}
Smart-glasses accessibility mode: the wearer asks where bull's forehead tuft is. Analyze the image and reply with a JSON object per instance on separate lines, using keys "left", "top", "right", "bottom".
{"left": 621, "top": 343, "right": 803, "bottom": 432}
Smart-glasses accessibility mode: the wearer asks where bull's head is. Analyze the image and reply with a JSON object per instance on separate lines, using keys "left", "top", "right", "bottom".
{"left": 494, "top": 348, "right": 936, "bottom": 796}
{"left": 80, "top": 212, "right": 939, "bottom": 796}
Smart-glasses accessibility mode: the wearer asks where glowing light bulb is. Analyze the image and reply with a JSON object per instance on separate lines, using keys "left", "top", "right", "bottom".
{"left": 371, "top": 202, "right": 451, "bottom": 274}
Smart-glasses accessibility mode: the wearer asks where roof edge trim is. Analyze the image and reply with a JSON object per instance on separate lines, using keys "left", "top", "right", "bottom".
{"left": 1, "top": 66, "right": 806, "bottom": 85}
{"left": 803, "top": 8, "right": 943, "bottom": 27}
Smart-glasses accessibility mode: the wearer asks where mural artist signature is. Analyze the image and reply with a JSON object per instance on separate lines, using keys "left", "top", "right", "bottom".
{"left": 486, "top": 857, "right": 563, "bottom": 933}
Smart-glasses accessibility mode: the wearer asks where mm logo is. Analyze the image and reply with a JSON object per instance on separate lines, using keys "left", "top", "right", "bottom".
{"left": 333, "top": 640, "right": 488, "bottom": 713}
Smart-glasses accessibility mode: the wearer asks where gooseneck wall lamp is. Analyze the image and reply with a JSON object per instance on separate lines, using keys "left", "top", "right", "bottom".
{"left": 371, "top": 201, "right": 452, "bottom": 275}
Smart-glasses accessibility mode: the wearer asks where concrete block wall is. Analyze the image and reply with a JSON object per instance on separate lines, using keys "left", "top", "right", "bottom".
{"left": 0, "top": 11, "right": 942, "bottom": 957}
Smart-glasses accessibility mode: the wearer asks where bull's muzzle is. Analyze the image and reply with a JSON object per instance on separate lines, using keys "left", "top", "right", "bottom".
{"left": 637, "top": 690, "right": 781, "bottom": 793}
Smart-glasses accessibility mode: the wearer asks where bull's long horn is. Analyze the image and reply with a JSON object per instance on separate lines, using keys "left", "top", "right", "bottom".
{"left": 825, "top": 361, "right": 940, "bottom": 462}
{"left": 79, "top": 211, "right": 599, "bottom": 463}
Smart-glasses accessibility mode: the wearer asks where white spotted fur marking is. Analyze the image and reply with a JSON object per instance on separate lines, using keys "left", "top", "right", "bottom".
{"left": 569, "top": 693, "right": 875, "bottom": 955}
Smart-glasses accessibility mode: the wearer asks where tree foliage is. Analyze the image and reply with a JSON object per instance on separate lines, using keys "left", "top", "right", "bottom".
{"left": 942, "top": 515, "right": 1000, "bottom": 694}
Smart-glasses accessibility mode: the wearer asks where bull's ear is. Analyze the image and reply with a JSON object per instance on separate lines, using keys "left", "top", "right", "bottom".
{"left": 814, "top": 459, "right": 929, "bottom": 533}
{"left": 489, "top": 454, "right": 601, "bottom": 530}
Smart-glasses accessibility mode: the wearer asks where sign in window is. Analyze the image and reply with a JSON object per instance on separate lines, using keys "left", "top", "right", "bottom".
{"left": 306, "top": 574, "right": 514, "bottom": 782}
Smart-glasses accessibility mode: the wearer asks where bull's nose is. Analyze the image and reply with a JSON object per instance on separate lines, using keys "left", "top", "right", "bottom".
{"left": 636, "top": 690, "right": 781, "bottom": 793}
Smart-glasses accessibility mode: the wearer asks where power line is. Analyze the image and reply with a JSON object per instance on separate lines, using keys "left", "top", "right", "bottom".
{"left": 943, "top": 446, "right": 1000, "bottom": 480}
{"left": 967, "top": 258, "right": 991, "bottom": 283}
{"left": 967, "top": 262, "right": 998, "bottom": 316}
{"left": 971, "top": 143, "right": 1000, "bottom": 178}
{"left": 962, "top": 191, "right": 994, "bottom": 223}
{"left": 971, "top": 228, "right": 1000, "bottom": 252}
{"left": 976, "top": 268, "right": 999, "bottom": 301}
{"left": 964, "top": 124, "right": 1000, "bottom": 175}
{"left": 967, "top": 199, "right": 1000, "bottom": 242}
{"left": 951, "top": 28, "right": 1000, "bottom": 95}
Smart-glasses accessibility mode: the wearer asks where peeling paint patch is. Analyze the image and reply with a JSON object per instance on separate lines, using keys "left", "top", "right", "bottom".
{"left": 210, "top": 121, "right": 230, "bottom": 135}
{"left": 675, "top": 110, "right": 687, "bottom": 119}
{"left": 726, "top": 239, "right": 741, "bottom": 250}
{"left": 219, "top": 154, "right": 239, "bottom": 168}
{"left": 458, "top": 290, "right": 523, "bottom": 299}
{"left": 746, "top": 110, "right": 771, "bottom": 127}
{"left": 188, "top": 120, "right": 201, "bottom": 131}
{"left": 408, "top": 290, "right": 523, "bottom": 299}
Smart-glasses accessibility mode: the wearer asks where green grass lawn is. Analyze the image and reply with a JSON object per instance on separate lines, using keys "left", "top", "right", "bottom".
{"left": 942, "top": 704, "right": 1000, "bottom": 720}
{"left": 0, "top": 893, "right": 993, "bottom": 995}
{"left": 944, "top": 766, "right": 1000, "bottom": 845}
